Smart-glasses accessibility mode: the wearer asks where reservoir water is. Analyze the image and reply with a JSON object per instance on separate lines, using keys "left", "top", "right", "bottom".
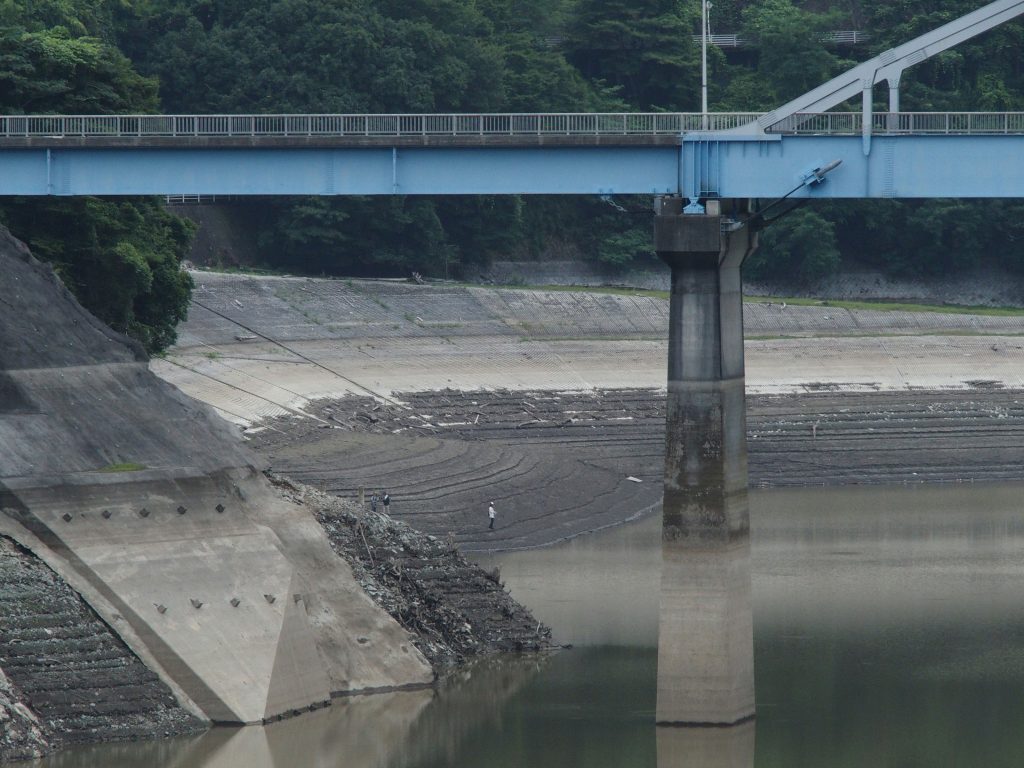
{"left": 36, "top": 483, "right": 1024, "bottom": 767}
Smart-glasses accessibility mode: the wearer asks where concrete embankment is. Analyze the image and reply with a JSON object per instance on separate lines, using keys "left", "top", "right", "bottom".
{"left": 474, "top": 258, "right": 1024, "bottom": 309}
{"left": 155, "top": 271, "right": 1024, "bottom": 425}
{"left": 0, "top": 228, "right": 456, "bottom": 752}
{"left": 147, "top": 271, "right": 1024, "bottom": 552}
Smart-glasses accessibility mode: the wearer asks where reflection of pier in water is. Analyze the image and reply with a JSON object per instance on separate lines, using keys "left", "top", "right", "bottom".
{"left": 658, "top": 723, "right": 755, "bottom": 768}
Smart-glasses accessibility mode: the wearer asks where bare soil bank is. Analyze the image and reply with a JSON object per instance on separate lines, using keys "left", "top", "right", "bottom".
{"left": 250, "top": 387, "right": 1024, "bottom": 551}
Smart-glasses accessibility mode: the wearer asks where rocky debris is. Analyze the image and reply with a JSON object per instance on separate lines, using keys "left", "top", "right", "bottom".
{"left": 0, "top": 537, "right": 204, "bottom": 751}
{"left": 267, "top": 475, "right": 553, "bottom": 668}
{"left": 0, "top": 668, "right": 49, "bottom": 762}
{"left": 255, "top": 387, "right": 1024, "bottom": 487}
{"left": 252, "top": 388, "right": 664, "bottom": 442}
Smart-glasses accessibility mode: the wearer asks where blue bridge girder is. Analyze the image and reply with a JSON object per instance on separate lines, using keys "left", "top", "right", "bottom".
{"left": 2, "top": 111, "right": 1024, "bottom": 199}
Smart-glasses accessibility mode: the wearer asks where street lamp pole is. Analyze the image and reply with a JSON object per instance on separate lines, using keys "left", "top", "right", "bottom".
{"left": 701, "top": 0, "right": 710, "bottom": 128}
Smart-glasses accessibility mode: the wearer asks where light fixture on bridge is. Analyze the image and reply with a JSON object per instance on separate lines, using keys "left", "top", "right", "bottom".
{"left": 802, "top": 159, "right": 843, "bottom": 186}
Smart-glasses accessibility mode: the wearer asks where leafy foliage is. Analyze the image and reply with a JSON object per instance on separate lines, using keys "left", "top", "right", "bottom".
{"left": 747, "top": 207, "right": 841, "bottom": 284}
{"left": 563, "top": 0, "right": 701, "bottom": 111}
{"left": 120, "top": 0, "right": 625, "bottom": 279}
{"left": 0, "top": 1, "right": 191, "bottom": 354}
{"left": 0, "top": 198, "right": 195, "bottom": 351}
{"left": 0, "top": 28, "right": 157, "bottom": 114}
{"left": 6, "top": 0, "right": 1024, "bottom": 314}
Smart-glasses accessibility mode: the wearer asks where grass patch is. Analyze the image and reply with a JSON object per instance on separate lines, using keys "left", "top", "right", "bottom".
{"left": 196, "top": 265, "right": 295, "bottom": 278}
{"left": 500, "top": 284, "right": 1024, "bottom": 317}
{"left": 516, "top": 284, "right": 670, "bottom": 300}
{"left": 98, "top": 462, "right": 147, "bottom": 473}
{"left": 747, "top": 296, "right": 1024, "bottom": 317}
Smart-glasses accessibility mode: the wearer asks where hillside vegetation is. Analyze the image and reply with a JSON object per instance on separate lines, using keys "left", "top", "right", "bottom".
{"left": 3, "top": 0, "right": 1024, "bottom": 350}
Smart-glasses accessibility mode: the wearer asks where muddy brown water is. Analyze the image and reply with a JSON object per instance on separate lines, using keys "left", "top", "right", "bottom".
{"left": 34, "top": 483, "right": 1024, "bottom": 767}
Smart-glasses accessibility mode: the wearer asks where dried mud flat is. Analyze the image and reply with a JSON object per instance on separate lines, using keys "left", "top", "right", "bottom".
{"left": 249, "top": 386, "right": 1024, "bottom": 552}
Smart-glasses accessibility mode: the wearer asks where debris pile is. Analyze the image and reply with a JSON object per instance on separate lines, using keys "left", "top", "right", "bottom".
{"left": 269, "top": 475, "right": 553, "bottom": 668}
{"left": 0, "top": 669, "right": 49, "bottom": 762}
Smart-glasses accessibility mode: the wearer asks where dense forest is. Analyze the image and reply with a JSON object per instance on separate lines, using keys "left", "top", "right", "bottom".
{"left": 2, "top": 0, "right": 1024, "bottom": 351}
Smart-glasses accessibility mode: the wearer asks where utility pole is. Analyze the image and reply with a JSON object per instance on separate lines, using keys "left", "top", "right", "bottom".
{"left": 701, "top": 1, "right": 711, "bottom": 129}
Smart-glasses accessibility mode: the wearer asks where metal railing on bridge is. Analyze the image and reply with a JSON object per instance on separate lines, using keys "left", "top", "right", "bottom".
{"left": 768, "top": 111, "right": 1024, "bottom": 134}
{"left": 5, "top": 112, "right": 1024, "bottom": 139}
{"left": 689, "top": 30, "right": 870, "bottom": 48}
{"left": 0, "top": 113, "right": 761, "bottom": 138}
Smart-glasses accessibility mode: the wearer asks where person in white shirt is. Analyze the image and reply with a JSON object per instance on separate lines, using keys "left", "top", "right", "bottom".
{"left": 488, "top": 502, "right": 496, "bottom": 530}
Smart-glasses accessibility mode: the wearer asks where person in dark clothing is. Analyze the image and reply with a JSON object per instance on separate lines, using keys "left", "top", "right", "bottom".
{"left": 382, "top": 492, "right": 391, "bottom": 511}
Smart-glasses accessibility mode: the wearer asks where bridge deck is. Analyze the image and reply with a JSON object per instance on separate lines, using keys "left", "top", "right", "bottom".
{"left": 2, "top": 113, "right": 1023, "bottom": 199}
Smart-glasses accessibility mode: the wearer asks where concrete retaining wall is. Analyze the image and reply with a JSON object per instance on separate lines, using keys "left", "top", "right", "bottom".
{"left": 475, "top": 259, "right": 1024, "bottom": 308}
{"left": 0, "top": 229, "right": 433, "bottom": 729}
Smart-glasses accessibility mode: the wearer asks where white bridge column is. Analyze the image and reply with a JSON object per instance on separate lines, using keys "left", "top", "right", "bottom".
{"left": 654, "top": 197, "right": 756, "bottom": 726}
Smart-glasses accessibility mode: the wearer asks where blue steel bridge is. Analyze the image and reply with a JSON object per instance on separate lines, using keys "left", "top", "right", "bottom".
{"left": 10, "top": 0, "right": 1024, "bottom": 203}
{"left": 4, "top": 110, "right": 1024, "bottom": 201}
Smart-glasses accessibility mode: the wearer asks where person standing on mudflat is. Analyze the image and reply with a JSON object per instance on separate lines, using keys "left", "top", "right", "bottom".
{"left": 382, "top": 492, "right": 391, "bottom": 511}
{"left": 488, "top": 501, "right": 496, "bottom": 530}
{"left": 370, "top": 492, "right": 379, "bottom": 513}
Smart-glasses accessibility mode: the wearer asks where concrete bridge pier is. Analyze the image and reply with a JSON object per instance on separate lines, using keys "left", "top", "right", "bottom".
{"left": 654, "top": 197, "right": 756, "bottom": 726}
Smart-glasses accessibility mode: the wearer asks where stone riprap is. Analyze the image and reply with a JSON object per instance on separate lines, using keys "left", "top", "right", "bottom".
{"left": 271, "top": 476, "right": 552, "bottom": 666}
{"left": 0, "top": 228, "right": 434, "bottom": 737}
{"left": 0, "top": 536, "right": 201, "bottom": 755}
{"left": 0, "top": 666, "right": 49, "bottom": 762}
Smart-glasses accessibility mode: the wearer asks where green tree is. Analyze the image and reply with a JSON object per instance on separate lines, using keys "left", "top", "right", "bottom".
{"left": 123, "top": 0, "right": 629, "bottom": 278}
{"left": 0, "top": 7, "right": 192, "bottom": 353}
{"left": 721, "top": 0, "right": 851, "bottom": 108}
{"left": 0, "top": 198, "right": 195, "bottom": 351}
{"left": 0, "top": 28, "right": 157, "bottom": 113}
{"left": 746, "top": 207, "right": 841, "bottom": 284}
{"left": 564, "top": 0, "right": 701, "bottom": 110}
